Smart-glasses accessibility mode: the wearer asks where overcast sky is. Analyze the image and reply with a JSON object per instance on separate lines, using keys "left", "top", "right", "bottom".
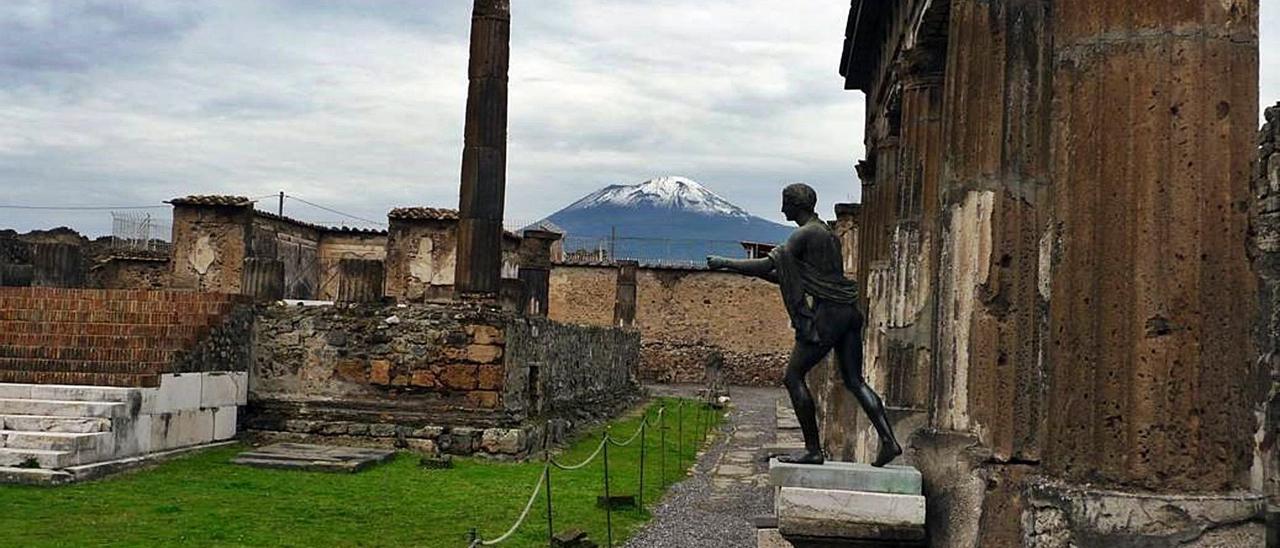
{"left": 1, "top": 1, "right": 1278, "bottom": 237}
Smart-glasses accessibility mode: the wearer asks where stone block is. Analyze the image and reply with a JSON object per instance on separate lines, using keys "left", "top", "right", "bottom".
{"left": 407, "top": 438, "right": 438, "bottom": 456}
{"left": 370, "top": 359, "right": 392, "bottom": 384}
{"left": 768, "top": 459, "right": 922, "bottom": 495}
{"left": 411, "top": 425, "right": 443, "bottom": 438}
{"left": 467, "top": 391, "right": 499, "bottom": 409}
{"left": 756, "top": 528, "right": 794, "bottom": 548}
{"left": 0, "top": 384, "right": 32, "bottom": 400}
{"left": 212, "top": 406, "right": 237, "bottom": 441}
{"left": 151, "top": 409, "right": 216, "bottom": 451}
{"left": 334, "top": 359, "right": 367, "bottom": 383}
{"left": 155, "top": 374, "right": 203, "bottom": 413}
{"left": 467, "top": 324, "right": 504, "bottom": 345}
{"left": 442, "top": 365, "right": 477, "bottom": 390}
{"left": 411, "top": 370, "right": 437, "bottom": 388}
{"left": 464, "top": 344, "right": 503, "bottom": 363}
{"left": 200, "top": 372, "right": 247, "bottom": 408}
{"left": 480, "top": 428, "right": 524, "bottom": 454}
{"left": 776, "top": 487, "right": 925, "bottom": 541}
{"left": 476, "top": 365, "right": 504, "bottom": 390}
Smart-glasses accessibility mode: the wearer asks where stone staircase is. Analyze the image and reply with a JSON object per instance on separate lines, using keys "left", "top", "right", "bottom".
{"left": 0, "top": 287, "right": 249, "bottom": 484}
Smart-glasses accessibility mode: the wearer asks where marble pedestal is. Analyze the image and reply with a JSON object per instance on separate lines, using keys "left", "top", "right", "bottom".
{"left": 763, "top": 459, "right": 926, "bottom": 546}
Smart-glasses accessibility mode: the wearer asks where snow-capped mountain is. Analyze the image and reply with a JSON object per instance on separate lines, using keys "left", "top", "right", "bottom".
{"left": 560, "top": 176, "right": 753, "bottom": 219}
{"left": 537, "top": 176, "right": 793, "bottom": 263}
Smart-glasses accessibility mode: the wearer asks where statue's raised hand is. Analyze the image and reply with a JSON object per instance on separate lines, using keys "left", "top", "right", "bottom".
{"left": 706, "top": 255, "right": 729, "bottom": 270}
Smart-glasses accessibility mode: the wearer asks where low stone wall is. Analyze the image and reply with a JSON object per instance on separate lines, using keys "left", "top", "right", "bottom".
{"left": 549, "top": 262, "right": 791, "bottom": 387}
{"left": 245, "top": 301, "right": 639, "bottom": 458}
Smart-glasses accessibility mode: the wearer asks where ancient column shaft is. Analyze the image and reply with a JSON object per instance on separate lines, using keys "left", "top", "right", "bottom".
{"left": 455, "top": 0, "right": 510, "bottom": 297}
{"left": 1045, "top": 0, "right": 1260, "bottom": 491}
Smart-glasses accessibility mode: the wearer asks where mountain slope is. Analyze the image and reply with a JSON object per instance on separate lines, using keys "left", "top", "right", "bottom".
{"left": 539, "top": 176, "right": 792, "bottom": 263}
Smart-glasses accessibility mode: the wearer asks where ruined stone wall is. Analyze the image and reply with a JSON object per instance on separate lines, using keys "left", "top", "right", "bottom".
{"left": 249, "top": 214, "right": 321, "bottom": 300}
{"left": 89, "top": 256, "right": 172, "bottom": 290}
{"left": 384, "top": 219, "right": 458, "bottom": 301}
{"left": 171, "top": 204, "right": 251, "bottom": 293}
{"left": 247, "top": 301, "right": 639, "bottom": 458}
{"left": 549, "top": 262, "right": 791, "bottom": 386}
{"left": 1253, "top": 104, "right": 1280, "bottom": 509}
{"left": 316, "top": 232, "right": 387, "bottom": 301}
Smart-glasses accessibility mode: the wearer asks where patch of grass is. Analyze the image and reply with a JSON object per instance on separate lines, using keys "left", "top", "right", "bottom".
{"left": 0, "top": 397, "right": 723, "bottom": 547}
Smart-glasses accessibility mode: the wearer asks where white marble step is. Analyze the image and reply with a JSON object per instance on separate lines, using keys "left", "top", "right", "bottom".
{"left": 0, "top": 447, "right": 76, "bottom": 469}
{"left": 0, "top": 398, "right": 126, "bottom": 418}
{"left": 1, "top": 430, "right": 113, "bottom": 453}
{"left": 0, "top": 415, "right": 112, "bottom": 433}
{"left": 0, "top": 383, "right": 141, "bottom": 403}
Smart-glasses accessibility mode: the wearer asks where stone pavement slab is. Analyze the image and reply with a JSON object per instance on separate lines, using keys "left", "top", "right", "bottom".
{"left": 232, "top": 443, "right": 395, "bottom": 473}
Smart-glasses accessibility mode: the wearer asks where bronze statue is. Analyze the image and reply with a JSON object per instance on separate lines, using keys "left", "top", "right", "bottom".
{"left": 707, "top": 183, "right": 901, "bottom": 467}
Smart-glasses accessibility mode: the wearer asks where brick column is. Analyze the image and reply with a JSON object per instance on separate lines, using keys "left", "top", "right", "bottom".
{"left": 517, "top": 229, "right": 561, "bottom": 316}
{"left": 613, "top": 260, "right": 638, "bottom": 327}
{"left": 168, "top": 196, "right": 253, "bottom": 294}
{"left": 454, "top": 0, "right": 510, "bottom": 298}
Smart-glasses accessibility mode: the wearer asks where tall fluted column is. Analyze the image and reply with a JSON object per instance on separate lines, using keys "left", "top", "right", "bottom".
{"left": 455, "top": 0, "right": 510, "bottom": 298}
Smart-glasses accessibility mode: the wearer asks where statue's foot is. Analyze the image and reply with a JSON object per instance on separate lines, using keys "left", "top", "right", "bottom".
{"left": 871, "top": 438, "right": 902, "bottom": 467}
{"left": 778, "top": 450, "right": 825, "bottom": 465}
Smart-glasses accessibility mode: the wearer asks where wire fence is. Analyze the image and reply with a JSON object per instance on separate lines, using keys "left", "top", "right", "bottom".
{"left": 109, "top": 212, "right": 172, "bottom": 253}
{"left": 559, "top": 235, "right": 764, "bottom": 267}
{"left": 466, "top": 397, "right": 721, "bottom": 547}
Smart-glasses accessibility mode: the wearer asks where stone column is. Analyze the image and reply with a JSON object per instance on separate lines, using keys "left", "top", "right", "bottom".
{"left": 454, "top": 0, "right": 510, "bottom": 298}
{"left": 833, "top": 203, "right": 861, "bottom": 279}
{"left": 517, "top": 229, "right": 561, "bottom": 316}
{"left": 613, "top": 260, "right": 638, "bottom": 328}
{"left": 1044, "top": 0, "right": 1259, "bottom": 493}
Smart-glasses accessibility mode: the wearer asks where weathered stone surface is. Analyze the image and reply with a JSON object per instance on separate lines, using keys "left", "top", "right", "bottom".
{"left": 476, "top": 365, "right": 503, "bottom": 390}
{"left": 468, "top": 324, "right": 504, "bottom": 345}
{"left": 441, "top": 365, "right": 476, "bottom": 390}
{"left": 768, "top": 459, "right": 921, "bottom": 495}
{"left": 232, "top": 443, "right": 394, "bottom": 473}
{"left": 480, "top": 428, "right": 524, "bottom": 454}
{"left": 776, "top": 487, "right": 925, "bottom": 541}
{"left": 369, "top": 359, "right": 391, "bottom": 384}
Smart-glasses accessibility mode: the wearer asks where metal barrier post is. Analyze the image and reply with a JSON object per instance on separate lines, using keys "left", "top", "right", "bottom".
{"left": 660, "top": 407, "right": 667, "bottom": 487}
{"left": 544, "top": 425, "right": 554, "bottom": 547}
{"left": 677, "top": 402, "right": 684, "bottom": 473}
{"left": 603, "top": 431, "right": 613, "bottom": 548}
{"left": 638, "top": 419, "right": 647, "bottom": 511}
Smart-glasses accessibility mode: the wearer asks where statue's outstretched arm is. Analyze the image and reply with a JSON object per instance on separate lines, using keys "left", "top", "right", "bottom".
{"left": 706, "top": 256, "right": 778, "bottom": 283}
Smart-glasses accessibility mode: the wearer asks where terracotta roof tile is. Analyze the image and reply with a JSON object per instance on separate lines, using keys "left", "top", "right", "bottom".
{"left": 388, "top": 207, "right": 458, "bottom": 221}
{"left": 166, "top": 195, "right": 252, "bottom": 206}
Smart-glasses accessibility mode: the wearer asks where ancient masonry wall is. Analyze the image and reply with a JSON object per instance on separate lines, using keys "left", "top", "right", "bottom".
{"left": 1253, "top": 104, "right": 1280, "bottom": 510}
{"left": 548, "top": 262, "right": 792, "bottom": 386}
{"left": 246, "top": 301, "right": 639, "bottom": 458}
{"left": 821, "top": 1, "right": 1268, "bottom": 545}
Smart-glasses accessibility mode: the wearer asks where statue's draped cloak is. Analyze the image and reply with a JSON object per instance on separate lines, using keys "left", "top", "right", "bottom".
{"left": 767, "top": 221, "right": 859, "bottom": 345}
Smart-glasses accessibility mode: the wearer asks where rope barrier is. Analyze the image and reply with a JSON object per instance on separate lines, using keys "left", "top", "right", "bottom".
{"left": 464, "top": 400, "right": 716, "bottom": 546}
{"left": 549, "top": 437, "right": 608, "bottom": 471}
{"left": 468, "top": 463, "right": 549, "bottom": 547}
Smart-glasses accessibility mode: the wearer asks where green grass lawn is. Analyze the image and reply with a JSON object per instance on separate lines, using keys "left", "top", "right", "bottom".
{"left": 0, "top": 397, "right": 722, "bottom": 548}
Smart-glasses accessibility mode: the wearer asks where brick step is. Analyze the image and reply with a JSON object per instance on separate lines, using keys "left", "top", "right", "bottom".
{"left": 0, "top": 297, "right": 235, "bottom": 315}
{"left": 0, "top": 371, "right": 159, "bottom": 388}
{"left": 0, "top": 383, "right": 141, "bottom": 403}
{"left": 0, "top": 287, "right": 246, "bottom": 304}
{"left": 0, "top": 346, "right": 178, "bottom": 363}
{"left": 0, "top": 310, "right": 224, "bottom": 326}
{"left": 0, "top": 415, "right": 112, "bottom": 433}
{"left": 0, "top": 398, "right": 127, "bottom": 418}
{"left": 0, "top": 357, "right": 168, "bottom": 375}
{"left": 0, "top": 321, "right": 206, "bottom": 338}
{"left": 0, "top": 447, "right": 75, "bottom": 469}
{"left": 1, "top": 430, "right": 113, "bottom": 453}
{"left": 0, "top": 334, "right": 197, "bottom": 351}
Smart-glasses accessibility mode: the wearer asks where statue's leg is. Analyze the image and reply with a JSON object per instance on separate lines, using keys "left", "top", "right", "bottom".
{"left": 780, "top": 339, "right": 832, "bottom": 465}
{"left": 835, "top": 308, "right": 903, "bottom": 467}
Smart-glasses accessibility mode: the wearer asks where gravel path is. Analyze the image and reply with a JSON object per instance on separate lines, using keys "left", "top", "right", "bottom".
{"left": 625, "top": 385, "right": 794, "bottom": 548}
